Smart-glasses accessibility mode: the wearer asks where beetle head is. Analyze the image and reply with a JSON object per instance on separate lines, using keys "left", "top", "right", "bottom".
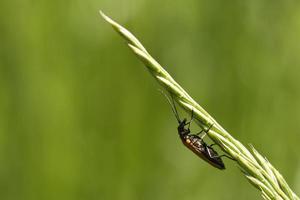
{"left": 178, "top": 118, "right": 190, "bottom": 136}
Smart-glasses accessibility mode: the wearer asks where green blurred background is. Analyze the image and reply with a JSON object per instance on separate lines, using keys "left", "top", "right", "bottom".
{"left": 1, "top": 0, "right": 300, "bottom": 199}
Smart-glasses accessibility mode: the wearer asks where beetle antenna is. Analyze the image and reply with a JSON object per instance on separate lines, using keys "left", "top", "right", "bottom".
{"left": 159, "top": 90, "right": 181, "bottom": 123}
{"left": 170, "top": 94, "right": 181, "bottom": 123}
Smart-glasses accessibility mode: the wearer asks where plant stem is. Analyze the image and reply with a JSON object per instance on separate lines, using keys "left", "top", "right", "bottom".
{"left": 100, "top": 11, "right": 299, "bottom": 200}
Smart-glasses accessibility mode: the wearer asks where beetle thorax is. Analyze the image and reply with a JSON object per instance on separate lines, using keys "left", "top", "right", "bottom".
{"left": 177, "top": 118, "right": 190, "bottom": 137}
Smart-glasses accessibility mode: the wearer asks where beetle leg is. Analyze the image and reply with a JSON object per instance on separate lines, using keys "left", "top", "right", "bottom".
{"left": 187, "top": 109, "right": 194, "bottom": 129}
{"left": 212, "top": 154, "right": 236, "bottom": 161}
{"left": 205, "top": 123, "right": 214, "bottom": 133}
{"left": 196, "top": 130, "right": 206, "bottom": 139}
{"left": 206, "top": 146, "right": 215, "bottom": 158}
{"left": 196, "top": 123, "right": 214, "bottom": 139}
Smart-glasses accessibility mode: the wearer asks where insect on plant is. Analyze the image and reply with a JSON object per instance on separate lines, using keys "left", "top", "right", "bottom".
{"left": 101, "top": 12, "right": 300, "bottom": 198}
{"left": 161, "top": 91, "right": 233, "bottom": 170}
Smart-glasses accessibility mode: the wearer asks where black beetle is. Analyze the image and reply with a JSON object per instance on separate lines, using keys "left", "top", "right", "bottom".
{"left": 162, "top": 92, "right": 227, "bottom": 170}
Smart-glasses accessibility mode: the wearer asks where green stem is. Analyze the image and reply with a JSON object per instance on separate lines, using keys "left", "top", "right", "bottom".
{"left": 100, "top": 11, "right": 299, "bottom": 200}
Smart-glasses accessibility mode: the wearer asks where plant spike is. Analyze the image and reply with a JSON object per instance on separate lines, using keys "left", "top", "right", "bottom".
{"left": 100, "top": 11, "right": 299, "bottom": 200}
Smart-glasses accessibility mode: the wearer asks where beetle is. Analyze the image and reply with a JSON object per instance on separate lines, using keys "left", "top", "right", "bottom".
{"left": 177, "top": 117, "right": 225, "bottom": 170}
{"left": 161, "top": 92, "right": 227, "bottom": 170}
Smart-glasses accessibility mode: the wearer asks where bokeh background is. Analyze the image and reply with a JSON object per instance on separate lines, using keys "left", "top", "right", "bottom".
{"left": 1, "top": 0, "right": 300, "bottom": 199}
